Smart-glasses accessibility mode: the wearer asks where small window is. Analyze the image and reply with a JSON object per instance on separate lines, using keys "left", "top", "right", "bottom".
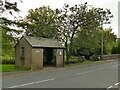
{"left": 20, "top": 47, "right": 25, "bottom": 60}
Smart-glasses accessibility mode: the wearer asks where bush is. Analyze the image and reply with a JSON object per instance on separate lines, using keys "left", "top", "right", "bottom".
{"left": 65, "top": 56, "right": 79, "bottom": 64}
{"left": 78, "top": 56, "right": 85, "bottom": 63}
{"left": 2, "top": 59, "right": 15, "bottom": 64}
{"left": 2, "top": 56, "right": 15, "bottom": 64}
{"left": 90, "top": 55, "right": 99, "bottom": 61}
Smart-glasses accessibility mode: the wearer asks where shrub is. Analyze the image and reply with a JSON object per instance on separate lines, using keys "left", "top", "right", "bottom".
{"left": 90, "top": 55, "right": 99, "bottom": 61}
{"left": 65, "top": 56, "right": 79, "bottom": 64}
{"left": 78, "top": 56, "right": 85, "bottom": 63}
{"left": 2, "top": 57, "right": 15, "bottom": 64}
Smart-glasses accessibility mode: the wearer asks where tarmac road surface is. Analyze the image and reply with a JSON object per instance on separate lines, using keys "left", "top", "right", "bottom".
{"left": 2, "top": 60, "right": 119, "bottom": 89}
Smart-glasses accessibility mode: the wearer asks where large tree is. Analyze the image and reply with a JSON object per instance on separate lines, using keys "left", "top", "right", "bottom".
{"left": 25, "top": 6, "right": 61, "bottom": 38}
{"left": 103, "top": 28, "right": 117, "bottom": 54}
{"left": 74, "top": 27, "right": 116, "bottom": 59}
{"left": 112, "top": 38, "right": 120, "bottom": 54}
{"left": 2, "top": 28, "right": 15, "bottom": 57}
{"left": 0, "top": 0, "right": 20, "bottom": 15}
{"left": 0, "top": 0, "right": 20, "bottom": 29}
{"left": 58, "top": 3, "right": 93, "bottom": 63}
{"left": 21, "top": 3, "right": 114, "bottom": 63}
{"left": 0, "top": 0, "right": 22, "bottom": 59}
{"left": 74, "top": 27, "right": 101, "bottom": 58}
{"left": 58, "top": 3, "right": 113, "bottom": 63}
{"left": 0, "top": 0, "right": 22, "bottom": 37}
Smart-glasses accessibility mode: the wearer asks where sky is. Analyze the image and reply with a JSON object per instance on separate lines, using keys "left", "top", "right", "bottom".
{"left": 8, "top": 0, "right": 120, "bottom": 37}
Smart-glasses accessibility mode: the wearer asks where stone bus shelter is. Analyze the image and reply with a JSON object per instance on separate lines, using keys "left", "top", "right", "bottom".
{"left": 15, "top": 36, "right": 65, "bottom": 70}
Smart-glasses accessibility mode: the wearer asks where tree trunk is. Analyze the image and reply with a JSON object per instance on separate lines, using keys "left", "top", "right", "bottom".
{"left": 66, "top": 28, "right": 76, "bottom": 64}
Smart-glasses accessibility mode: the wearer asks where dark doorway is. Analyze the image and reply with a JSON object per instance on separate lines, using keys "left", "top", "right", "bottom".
{"left": 43, "top": 48, "right": 56, "bottom": 66}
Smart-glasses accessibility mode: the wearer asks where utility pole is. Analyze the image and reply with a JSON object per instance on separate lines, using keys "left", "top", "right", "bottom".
{"left": 101, "top": 28, "right": 103, "bottom": 60}
{"left": 101, "top": 21, "right": 104, "bottom": 60}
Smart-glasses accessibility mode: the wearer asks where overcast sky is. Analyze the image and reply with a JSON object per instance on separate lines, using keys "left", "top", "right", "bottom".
{"left": 10, "top": 0, "right": 119, "bottom": 37}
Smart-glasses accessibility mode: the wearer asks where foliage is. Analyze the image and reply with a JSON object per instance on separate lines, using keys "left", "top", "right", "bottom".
{"left": 102, "top": 28, "right": 117, "bottom": 54}
{"left": 69, "top": 56, "right": 79, "bottom": 64}
{"left": 2, "top": 28, "right": 15, "bottom": 58}
{"left": 0, "top": 0, "right": 20, "bottom": 15}
{"left": 0, "top": 0, "right": 22, "bottom": 33}
{"left": 58, "top": 3, "right": 96, "bottom": 63}
{"left": 2, "top": 56, "right": 15, "bottom": 64}
{"left": 5, "top": 2, "right": 116, "bottom": 65}
{"left": 0, "top": 28, "right": 1, "bottom": 58}
{"left": 57, "top": 3, "right": 113, "bottom": 63}
{"left": 25, "top": 6, "right": 60, "bottom": 38}
{"left": 0, "top": 0, "right": 23, "bottom": 62}
{"left": 112, "top": 38, "right": 120, "bottom": 54}
{"left": 74, "top": 27, "right": 116, "bottom": 59}
{"left": 74, "top": 27, "right": 101, "bottom": 58}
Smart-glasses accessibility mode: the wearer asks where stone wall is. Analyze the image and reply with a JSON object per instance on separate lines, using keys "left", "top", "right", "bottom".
{"left": 102, "top": 54, "right": 120, "bottom": 60}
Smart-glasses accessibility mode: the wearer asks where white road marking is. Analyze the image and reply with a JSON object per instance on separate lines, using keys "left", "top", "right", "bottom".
{"left": 8, "top": 78, "right": 55, "bottom": 88}
{"left": 115, "top": 83, "right": 119, "bottom": 86}
{"left": 106, "top": 82, "right": 120, "bottom": 89}
{"left": 107, "top": 86, "right": 113, "bottom": 89}
{"left": 76, "top": 68, "right": 104, "bottom": 75}
{"left": 115, "top": 82, "right": 120, "bottom": 86}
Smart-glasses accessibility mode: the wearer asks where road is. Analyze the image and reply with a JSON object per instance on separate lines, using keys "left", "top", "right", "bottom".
{"left": 2, "top": 60, "right": 119, "bottom": 89}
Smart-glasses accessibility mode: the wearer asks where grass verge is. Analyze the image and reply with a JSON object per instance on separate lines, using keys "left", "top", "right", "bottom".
{"left": 64, "top": 60, "right": 104, "bottom": 67}
{"left": 0, "top": 60, "right": 105, "bottom": 72}
{"left": 0, "top": 64, "right": 30, "bottom": 72}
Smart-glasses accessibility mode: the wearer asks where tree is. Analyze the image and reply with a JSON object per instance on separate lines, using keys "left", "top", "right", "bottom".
{"left": 102, "top": 28, "right": 117, "bottom": 54}
{"left": 0, "top": 0, "right": 20, "bottom": 29}
{"left": 21, "top": 3, "right": 114, "bottom": 63}
{"left": 0, "top": 0, "right": 22, "bottom": 36}
{"left": 94, "top": 7, "right": 113, "bottom": 59}
{"left": 0, "top": 0, "right": 20, "bottom": 15}
{"left": 75, "top": 27, "right": 116, "bottom": 59}
{"left": 58, "top": 2, "right": 113, "bottom": 63}
{"left": 2, "top": 28, "right": 15, "bottom": 57}
{"left": 0, "top": 0, "right": 22, "bottom": 59}
{"left": 24, "top": 6, "right": 60, "bottom": 38}
{"left": 112, "top": 38, "right": 120, "bottom": 54}
{"left": 58, "top": 3, "right": 93, "bottom": 63}
{"left": 74, "top": 28, "right": 101, "bottom": 59}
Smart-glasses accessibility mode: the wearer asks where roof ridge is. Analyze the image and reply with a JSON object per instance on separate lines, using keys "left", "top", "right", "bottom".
{"left": 22, "top": 36, "right": 65, "bottom": 48}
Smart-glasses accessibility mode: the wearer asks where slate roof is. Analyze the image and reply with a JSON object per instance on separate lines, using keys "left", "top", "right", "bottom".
{"left": 24, "top": 36, "right": 65, "bottom": 48}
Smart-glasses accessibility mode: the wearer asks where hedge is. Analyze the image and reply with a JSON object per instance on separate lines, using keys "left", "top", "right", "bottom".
{"left": 2, "top": 57, "right": 15, "bottom": 64}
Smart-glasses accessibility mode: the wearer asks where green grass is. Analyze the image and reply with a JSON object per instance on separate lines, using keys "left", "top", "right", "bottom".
{"left": 65, "top": 59, "right": 105, "bottom": 67}
{"left": 65, "top": 60, "right": 93, "bottom": 67}
{"left": 1, "top": 64, "right": 15, "bottom": 72}
{"left": 0, "top": 64, "right": 31, "bottom": 72}
{"left": 81, "top": 60, "right": 93, "bottom": 64}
